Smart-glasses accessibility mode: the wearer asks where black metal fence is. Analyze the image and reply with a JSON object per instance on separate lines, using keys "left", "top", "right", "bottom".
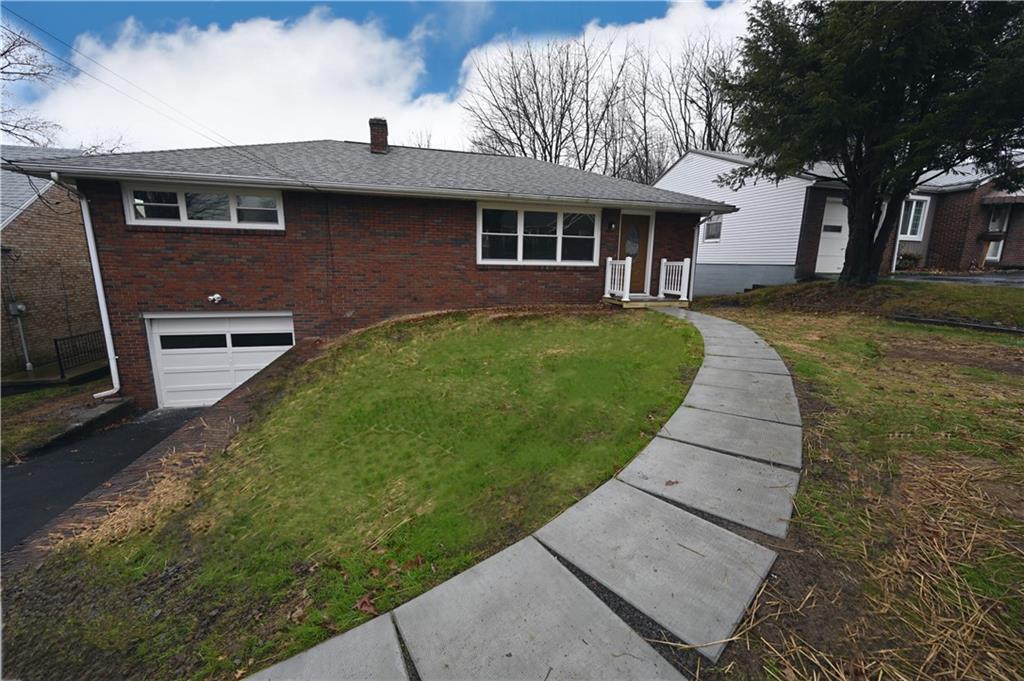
{"left": 54, "top": 330, "right": 106, "bottom": 378}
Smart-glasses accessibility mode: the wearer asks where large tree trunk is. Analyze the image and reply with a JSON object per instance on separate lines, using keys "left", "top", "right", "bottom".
{"left": 838, "top": 186, "right": 905, "bottom": 286}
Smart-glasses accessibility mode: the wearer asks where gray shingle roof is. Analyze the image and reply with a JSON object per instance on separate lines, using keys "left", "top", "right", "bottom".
{"left": 682, "top": 148, "right": 1021, "bottom": 193}
{"left": 3, "top": 140, "right": 733, "bottom": 213}
{"left": 2, "top": 145, "right": 83, "bottom": 227}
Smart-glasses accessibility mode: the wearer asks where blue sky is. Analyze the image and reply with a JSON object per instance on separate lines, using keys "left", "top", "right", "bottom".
{"left": 6, "top": 2, "right": 675, "bottom": 95}
{"left": 2, "top": 1, "right": 747, "bottom": 150}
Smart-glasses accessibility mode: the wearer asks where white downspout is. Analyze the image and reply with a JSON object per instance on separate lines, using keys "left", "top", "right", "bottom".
{"left": 77, "top": 189, "right": 121, "bottom": 399}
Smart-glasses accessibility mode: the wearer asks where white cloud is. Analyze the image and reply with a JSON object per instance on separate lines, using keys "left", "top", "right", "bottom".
{"left": 10, "top": 2, "right": 747, "bottom": 152}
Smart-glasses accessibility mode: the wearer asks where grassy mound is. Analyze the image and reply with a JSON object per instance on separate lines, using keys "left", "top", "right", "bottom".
{"left": 695, "top": 280, "right": 1024, "bottom": 328}
{"left": 2, "top": 310, "right": 701, "bottom": 681}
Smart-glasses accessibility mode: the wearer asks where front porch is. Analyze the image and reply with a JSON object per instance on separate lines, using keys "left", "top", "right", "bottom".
{"left": 603, "top": 256, "right": 692, "bottom": 308}
{"left": 602, "top": 294, "right": 690, "bottom": 309}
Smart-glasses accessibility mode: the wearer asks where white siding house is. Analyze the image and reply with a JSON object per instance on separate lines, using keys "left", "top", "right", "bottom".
{"left": 656, "top": 151, "right": 816, "bottom": 295}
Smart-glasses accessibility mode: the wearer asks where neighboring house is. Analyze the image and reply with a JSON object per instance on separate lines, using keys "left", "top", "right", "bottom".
{"left": 5, "top": 119, "right": 731, "bottom": 410}
{"left": 656, "top": 149, "right": 1023, "bottom": 295}
{"left": 1, "top": 145, "right": 102, "bottom": 376}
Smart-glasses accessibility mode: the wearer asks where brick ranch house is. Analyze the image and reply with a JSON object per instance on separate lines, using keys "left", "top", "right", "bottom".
{"left": 1, "top": 145, "right": 102, "bottom": 377}
{"left": 656, "top": 149, "right": 1023, "bottom": 295}
{"left": 6, "top": 120, "right": 733, "bottom": 410}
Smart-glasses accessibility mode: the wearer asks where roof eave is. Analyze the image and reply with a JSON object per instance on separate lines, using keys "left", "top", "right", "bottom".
{"left": 5, "top": 163, "right": 736, "bottom": 215}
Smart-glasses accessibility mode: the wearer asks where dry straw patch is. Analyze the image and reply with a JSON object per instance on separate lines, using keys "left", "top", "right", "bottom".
{"left": 731, "top": 458, "right": 1024, "bottom": 681}
{"left": 73, "top": 450, "right": 205, "bottom": 548}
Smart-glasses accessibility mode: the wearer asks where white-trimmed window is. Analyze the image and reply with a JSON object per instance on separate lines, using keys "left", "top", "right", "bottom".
{"left": 898, "top": 198, "right": 927, "bottom": 240}
{"left": 123, "top": 184, "right": 285, "bottom": 230}
{"left": 985, "top": 205, "right": 1011, "bottom": 262}
{"left": 703, "top": 213, "right": 722, "bottom": 242}
{"left": 477, "top": 205, "right": 600, "bottom": 265}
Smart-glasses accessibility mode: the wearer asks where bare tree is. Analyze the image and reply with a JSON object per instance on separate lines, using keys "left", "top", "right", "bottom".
{"left": 1, "top": 20, "right": 60, "bottom": 146}
{"left": 405, "top": 128, "right": 433, "bottom": 149}
{"left": 617, "top": 47, "right": 673, "bottom": 184}
{"left": 463, "top": 37, "right": 629, "bottom": 172}
{"left": 463, "top": 32, "right": 740, "bottom": 183}
{"left": 653, "top": 34, "right": 740, "bottom": 156}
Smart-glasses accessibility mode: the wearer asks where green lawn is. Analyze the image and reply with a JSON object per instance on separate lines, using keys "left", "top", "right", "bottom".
{"left": 1, "top": 378, "right": 111, "bottom": 464}
{"left": 696, "top": 279, "right": 1024, "bottom": 328}
{"left": 2, "top": 310, "right": 702, "bottom": 681}
{"left": 704, "top": 306, "right": 1024, "bottom": 681}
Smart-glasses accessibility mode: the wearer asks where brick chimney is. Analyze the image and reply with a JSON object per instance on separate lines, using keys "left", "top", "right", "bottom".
{"left": 369, "top": 117, "right": 388, "bottom": 154}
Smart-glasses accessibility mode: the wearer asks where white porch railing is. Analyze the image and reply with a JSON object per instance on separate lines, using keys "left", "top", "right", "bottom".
{"left": 604, "top": 256, "right": 633, "bottom": 302}
{"left": 657, "top": 258, "right": 691, "bottom": 301}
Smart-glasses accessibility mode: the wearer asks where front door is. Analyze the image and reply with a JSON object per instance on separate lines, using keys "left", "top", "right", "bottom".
{"left": 815, "top": 198, "right": 847, "bottom": 274}
{"left": 619, "top": 213, "right": 650, "bottom": 293}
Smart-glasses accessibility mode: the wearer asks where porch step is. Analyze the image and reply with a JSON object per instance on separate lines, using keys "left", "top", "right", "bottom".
{"left": 602, "top": 296, "right": 689, "bottom": 309}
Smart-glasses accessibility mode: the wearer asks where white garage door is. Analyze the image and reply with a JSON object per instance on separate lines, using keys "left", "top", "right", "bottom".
{"left": 148, "top": 314, "right": 295, "bottom": 408}
{"left": 815, "top": 198, "right": 848, "bottom": 274}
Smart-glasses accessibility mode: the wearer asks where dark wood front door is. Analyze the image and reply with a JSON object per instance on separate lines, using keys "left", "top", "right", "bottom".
{"left": 619, "top": 213, "right": 650, "bottom": 293}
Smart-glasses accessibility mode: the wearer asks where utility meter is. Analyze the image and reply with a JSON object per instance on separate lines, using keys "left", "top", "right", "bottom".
{"left": 6, "top": 301, "right": 27, "bottom": 317}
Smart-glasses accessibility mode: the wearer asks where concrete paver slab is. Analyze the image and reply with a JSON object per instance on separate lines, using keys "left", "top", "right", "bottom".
{"left": 249, "top": 614, "right": 407, "bottom": 681}
{"left": 685, "top": 384, "right": 801, "bottom": 426}
{"left": 694, "top": 367, "right": 795, "bottom": 394}
{"left": 701, "top": 355, "right": 790, "bottom": 376}
{"left": 703, "top": 342, "right": 781, "bottom": 361}
{"left": 535, "top": 480, "right": 777, "bottom": 661}
{"left": 619, "top": 437, "right": 800, "bottom": 537}
{"left": 697, "top": 328, "right": 763, "bottom": 341}
{"left": 660, "top": 406, "right": 802, "bottom": 468}
{"left": 395, "top": 537, "right": 684, "bottom": 681}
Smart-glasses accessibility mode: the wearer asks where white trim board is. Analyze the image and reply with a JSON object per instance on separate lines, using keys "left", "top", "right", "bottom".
{"left": 141, "top": 310, "right": 293, "bottom": 319}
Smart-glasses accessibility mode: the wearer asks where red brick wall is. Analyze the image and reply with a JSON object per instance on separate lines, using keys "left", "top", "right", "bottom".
{"left": 1, "top": 185, "right": 101, "bottom": 373}
{"left": 81, "top": 180, "right": 697, "bottom": 408}
{"left": 926, "top": 188, "right": 980, "bottom": 270}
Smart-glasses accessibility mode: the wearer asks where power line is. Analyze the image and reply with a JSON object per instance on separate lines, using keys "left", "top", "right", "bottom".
{"left": 0, "top": 22, "right": 330, "bottom": 198}
{"left": 4, "top": 6, "right": 241, "bottom": 149}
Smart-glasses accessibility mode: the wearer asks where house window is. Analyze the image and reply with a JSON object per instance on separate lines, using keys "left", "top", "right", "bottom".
{"left": 132, "top": 191, "right": 180, "bottom": 220}
{"left": 985, "top": 205, "right": 1010, "bottom": 262}
{"left": 481, "top": 209, "right": 519, "bottom": 260}
{"left": 478, "top": 205, "right": 599, "bottom": 265}
{"left": 704, "top": 214, "right": 722, "bottom": 242}
{"left": 988, "top": 205, "right": 1010, "bottom": 233}
{"left": 898, "top": 198, "right": 927, "bottom": 240}
{"left": 124, "top": 184, "right": 284, "bottom": 230}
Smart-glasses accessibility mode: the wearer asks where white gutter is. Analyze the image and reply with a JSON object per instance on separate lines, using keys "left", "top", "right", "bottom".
{"left": 75, "top": 185, "right": 121, "bottom": 399}
{"left": 6, "top": 163, "right": 737, "bottom": 215}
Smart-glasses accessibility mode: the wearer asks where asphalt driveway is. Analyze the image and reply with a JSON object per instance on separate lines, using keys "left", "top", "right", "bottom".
{"left": 2, "top": 407, "right": 200, "bottom": 553}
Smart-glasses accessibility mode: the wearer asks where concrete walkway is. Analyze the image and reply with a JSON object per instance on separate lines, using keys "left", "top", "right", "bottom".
{"left": 250, "top": 310, "right": 802, "bottom": 680}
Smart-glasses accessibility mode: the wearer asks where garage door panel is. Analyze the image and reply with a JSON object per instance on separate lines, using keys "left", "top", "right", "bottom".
{"left": 149, "top": 314, "right": 294, "bottom": 408}
{"left": 162, "top": 386, "right": 236, "bottom": 408}
{"left": 228, "top": 316, "right": 293, "bottom": 333}
{"left": 231, "top": 347, "right": 291, "bottom": 366}
{"left": 159, "top": 350, "right": 232, "bottom": 369}
{"left": 154, "top": 318, "right": 228, "bottom": 334}
{"left": 160, "top": 369, "right": 234, "bottom": 390}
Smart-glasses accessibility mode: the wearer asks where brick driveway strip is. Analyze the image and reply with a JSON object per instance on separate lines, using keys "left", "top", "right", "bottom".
{"left": 395, "top": 537, "right": 683, "bottom": 681}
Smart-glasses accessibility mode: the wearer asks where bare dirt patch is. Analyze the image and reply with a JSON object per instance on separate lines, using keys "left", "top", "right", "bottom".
{"left": 884, "top": 337, "right": 1024, "bottom": 375}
